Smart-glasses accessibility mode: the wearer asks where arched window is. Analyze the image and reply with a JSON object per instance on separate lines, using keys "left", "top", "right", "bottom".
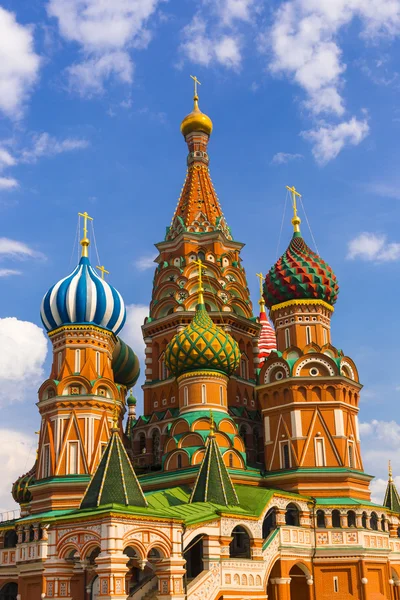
{"left": 370, "top": 512, "right": 378, "bottom": 531}
{"left": 229, "top": 526, "right": 251, "bottom": 559}
{"left": 152, "top": 429, "right": 161, "bottom": 465}
{"left": 316, "top": 510, "right": 326, "bottom": 528}
{"left": 4, "top": 530, "right": 17, "bottom": 548}
{"left": 281, "top": 442, "right": 290, "bottom": 469}
{"left": 240, "top": 356, "right": 248, "bottom": 379}
{"left": 347, "top": 510, "right": 356, "bottom": 528}
{"left": 306, "top": 326, "right": 312, "bottom": 345}
{"left": 362, "top": 512, "right": 368, "bottom": 529}
{"left": 285, "top": 503, "right": 300, "bottom": 527}
{"left": 177, "top": 454, "right": 182, "bottom": 469}
{"left": 229, "top": 453, "right": 233, "bottom": 468}
{"left": 381, "top": 515, "right": 386, "bottom": 531}
{"left": 29, "top": 525, "right": 35, "bottom": 542}
{"left": 0, "top": 583, "right": 18, "bottom": 600}
{"left": 262, "top": 508, "right": 277, "bottom": 538}
{"left": 184, "top": 535, "right": 204, "bottom": 580}
{"left": 95, "top": 351, "right": 101, "bottom": 375}
{"left": 57, "top": 352, "right": 62, "bottom": 376}
{"left": 348, "top": 441, "right": 355, "bottom": 468}
{"left": 184, "top": 386, "right": 189, "bottom": 406}
{"left": 332, "top": 510, "right": 341, "bottom": 528}
{"left": 139, "top": 433, "right": 146, "bottom": 454}
{"left": 159, "top": 355, "right": 169, "bottom": 380}
{"left": 74, "top": 349, "right": 81, "bottom": 373}
{"left": 285, "top": 328, "right": 290, "bottom": 348}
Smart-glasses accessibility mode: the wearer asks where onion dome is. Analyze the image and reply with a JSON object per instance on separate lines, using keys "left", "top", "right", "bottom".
{"left": 165, "top": 301, "right": 240, "bottom": 377}
{"left": 181, "top": 88, "right": 213, "bottom": 137}
{"left": 264, "top": 231, "right": 339, "bottom": 308}
{"left": 127, "top": 391, "right": 137, "bottom": 406}
{"left": 12, "top": 465, "right": 35, "bottom": 504}
{"left": 112, "top": 338, "right": 140, "bottom": 388}
{"left": 40, "top": 215, "right": 126, "bottom": 334}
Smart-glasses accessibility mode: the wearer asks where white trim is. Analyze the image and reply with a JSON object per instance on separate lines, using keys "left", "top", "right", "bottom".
{"left": 314, "top": 437, "right": 326, "bottom": 467}
{"left": 291, "top": 410, "right": 302, "bottom": 438}
{"left": 67, "top": 440, "right": 80, "bottom": 474}
{"left": 74, "top": 349, "right": 81, "bottom": 373}
{"left": 264, "top": 416, "right": 270, "bottom": 443}
{"left": 334, "top": 409, "right": 344, "bottom": 437}
{"left": 354, "top": 415, "right": 360, "bottom": 441}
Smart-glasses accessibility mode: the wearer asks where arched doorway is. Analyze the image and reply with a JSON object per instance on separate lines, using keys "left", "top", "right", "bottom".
{"left": 229, "top": 526, "right": 251, "bottom": 559}
{"left": 262, "top": 507, "right": 277, "bottom": 539}
{"left": 289, "top": 565, "right": 309, "bottom": 600}
{"left": 91, "top": 576, "right": 99, "bottom": 600}
{"left": 0, "top": 583, "right": 18, "bottom": 600}
{"left": 184, "top": 535, "right": 204, "bottom": 581}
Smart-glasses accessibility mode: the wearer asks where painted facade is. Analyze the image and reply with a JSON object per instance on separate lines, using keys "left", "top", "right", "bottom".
{"left": 1, "top": 86, "right": 400, "bottom": 600}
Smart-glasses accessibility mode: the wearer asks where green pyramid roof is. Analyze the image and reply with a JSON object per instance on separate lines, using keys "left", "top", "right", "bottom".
{"left": 81, "top": 429, "right": 147, "bottom": 509}
{"left": 384, "top": 471, "right": 400, "bottom": 513}
{"left": 190, "top": 431, "right": 239, "bottom": 506}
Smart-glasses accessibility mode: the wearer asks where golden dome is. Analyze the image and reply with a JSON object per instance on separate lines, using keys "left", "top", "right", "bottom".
{"left": 180, "top": 95, "right": 213, "bottom": 137}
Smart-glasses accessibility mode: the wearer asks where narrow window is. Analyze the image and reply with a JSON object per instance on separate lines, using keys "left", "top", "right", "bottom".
{"left": 323, "top": 328, "right": 328, "bottom": 345}
{"left": 201, "top": 384, "right": 206, "bottom": 404}
{"left": 315, "top": 438, "right": 326, "bottom": 467}
{"left": 177, "top": 454, "right": 182, "bottom": 469}
{"left": 333, "top": 576, "right": 339, "bottom": 593}
{"left": 220, "top": 386, "right": 223, "bottom": 405}
{"left": 285, "top": 328, "right": 290, "bottom": 348}
{"left": 348, "top": 442, "right": 355, "bottom": 468}
{"left": 184, "top": 386, "right": 188, "bottom": 406}
{"left": 281, "top": 442, "right": 290, "bottom": 469}
{"left": 43, "top": 444, "right": 51, "bottom": 478}
{"left": 74, "top": 349, "right": 80, "bottom": 373}
{"left": 229, "top": 453, "right": 233, "bottom": 468}
{"left": 57, "top": 352, "right": 62, "bottom": 376}
{"left": 68, "top": 442, "right": 79, "bottom": 474}
{"left": 96, "top": 351, "right": 101, "bottom": 375}
{"left": 240, "top": 357, "right": 248, "bottom": 379}
{"left": 306, "top": 326, "right": 312, "bottom": 345}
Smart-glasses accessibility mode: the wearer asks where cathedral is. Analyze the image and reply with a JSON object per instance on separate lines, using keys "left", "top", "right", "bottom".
{"left": 1, "top": 83, "right": 400, "bottom": 600}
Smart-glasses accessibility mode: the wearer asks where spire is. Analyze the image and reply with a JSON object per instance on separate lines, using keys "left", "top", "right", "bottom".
{"left": 190, "top": 427, "right": 239, "bottom": 506}
{"left": 256, "top": 273, "right": 277, "bottom": 363}
{"left": 78, "top": 211, "right": 93, "bottom": 258}
{"left": 286, "top": 185, "right": 301, "bottom": 234}
{"left": 81, "top": 429, "right": 147, "bottom": 509}
{"left": 166, "top": 78, "right": 231, "bottom": 242}
{"left": 384, "top": 461, "right": 400, "bottom": 512}
{"left": 193, "top": 258, "right": 205, "bottom": 305}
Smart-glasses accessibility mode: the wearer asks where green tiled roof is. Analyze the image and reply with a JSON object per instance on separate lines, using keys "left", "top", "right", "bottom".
{"left": 81, "top": 429, "right": 147, "bottom": 509}
{"left": 190, "top": 432, "right": 239, "bottom": 506}
{"left": 384, "top": 478, "right": 400, "bottom": 512}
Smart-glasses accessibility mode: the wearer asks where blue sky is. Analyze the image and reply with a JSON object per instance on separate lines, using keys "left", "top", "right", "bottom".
{"left": 2, "top": 0, "right": 400, "bottom": 510}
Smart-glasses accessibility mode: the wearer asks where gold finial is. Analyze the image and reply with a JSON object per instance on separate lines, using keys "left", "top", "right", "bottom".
{"left": 193, "top": 258, "right": 205, "bottom": 305}
{"left": 35, "top": 430, "right": 40, "bottom": 460}
{"left": 286, "top": 185, "right": 301, "bottom": 233}
{"left": 256, "top": 272, "right": 265, "bottom": 312}
{"left": 112, "top": 399, "right": 119, "bottom": 431}
{"left": 96, "top": 265, "right": 109, "bottom": 280}
{"left": 209, "top": 410, "right": 215, "bottom": 437}
{"left": 389, "top": 460, "right": 393, "bottom": 482}
{"left": 78, "top": 211, "right": 93, "bottom": 258}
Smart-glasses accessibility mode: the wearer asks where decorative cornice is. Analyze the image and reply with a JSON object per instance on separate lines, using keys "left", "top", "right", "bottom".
{"left": 48, "top": 323, "right": 116, "bottom": 339}
{"left": 177, "top": 370, "right": 229, "bottom": 383}
{"left": 270, "top": 299, "right": 334, "bottom": 313}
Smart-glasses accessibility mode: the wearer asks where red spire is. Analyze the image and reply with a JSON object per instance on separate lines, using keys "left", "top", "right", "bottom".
{"left": 258, "top": 309, "right": 277, "bottom": 363}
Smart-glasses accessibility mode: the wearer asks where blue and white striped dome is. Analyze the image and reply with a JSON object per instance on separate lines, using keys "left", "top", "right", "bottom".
{"left": 40, "top": 256, "right": 126, "bottom": 334}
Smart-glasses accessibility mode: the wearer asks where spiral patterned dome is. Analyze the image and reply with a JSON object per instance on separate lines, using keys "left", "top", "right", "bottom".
{"left": 165, "top": 303, "right": 240, "bottom": 377}
{"left": 112, "top": 337, "right": 140, "bottom": 388}
{"left": 12, "top": 466, "right": 35, "bottom": 504}
{"left": 264, "top": 232, "right": 339, "bottom": 308}
{"left": 40, "top": 256, "right": 126, "bottom": 335}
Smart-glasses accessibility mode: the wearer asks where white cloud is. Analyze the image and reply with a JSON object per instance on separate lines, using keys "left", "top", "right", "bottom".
{"left": 47, "top": 0, "right": 161, "bottom": 95}
{"left": 0, "top": 318, "right": 48, "bottom": 407}
{"left": 360, "top": 419, "right": 400, "bottom": 502}
{"left": 302, "top": 117, "right": 369, "bottom": 164}
{"left": 0, "top": 177, "right": 18, "bottom": 190}
{"left": 0, "top": 148, "right": 16, "bottom": 170}
{"left": 0, "top": 7, "right": 40, "bottom": 118}
{"left": 347, "top": 232, "right": 400, "bottom": 262}
{"left": 0, "top": 428, "right": 36, "bottom": 513}
{"left": 20, "top": 132, "right": 89, "bottom": 163}
{"left": 264, "top": 0, "right": 400, "bottom": 117}
{"left": 0, "top": 238, "right": 44, "bottom": 260}
{"left": 134, "top": 255, "right": 156, "bottom": 271}
{"left": 271, "top": 152, "right": 304, "bottom": 165}
{"left": 364, "top": 182, "right": 400, "bottom": 200}
{"left": 123, "top": 304, "right": 148, "bottom": 364}
{"left": 0, "top": 269, "right": 22, "bottom": 277}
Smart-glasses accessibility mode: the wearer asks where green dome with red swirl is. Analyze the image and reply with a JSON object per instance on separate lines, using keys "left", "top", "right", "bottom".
{"left": 264, "top": 232, "right": 339, "bottom": 308}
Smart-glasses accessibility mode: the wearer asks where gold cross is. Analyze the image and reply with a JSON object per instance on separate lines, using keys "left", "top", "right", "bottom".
{"left": 286, "top": 185, "right": 302, "bottom": 233}
{"left": 256, "top": 272, "right": 266, "bottom": 310}
{"left": 78, "top": 211, "right": 93, "bottom": 239}
{"left": 190, "top": 75, "right": 201, "bottom": 97}
{"left": 96, "top": 265, "right": 109, "bottom": 280}
{"left": 193, "top": 258, "right": 205, "bottom": 304}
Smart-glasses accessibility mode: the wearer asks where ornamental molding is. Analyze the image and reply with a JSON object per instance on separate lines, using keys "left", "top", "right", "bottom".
{"left": 221, "top": 518, "right": 262, "bottom": 538}
{"left": 340, "top": 360, "right": 355, "bottom": 380}
{"left": 264, "top": 362, "right": 290, "bottom": 384}
{"left": 294, "top": 357, "right": 335, "bottom": 377}
{"left": 270, "top": 299, "right": 334, "bottom": 313}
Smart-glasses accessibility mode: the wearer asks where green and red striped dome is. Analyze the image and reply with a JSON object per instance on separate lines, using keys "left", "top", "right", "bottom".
{"left": 264, "top": 232, "right": 339, "bottom": 308}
